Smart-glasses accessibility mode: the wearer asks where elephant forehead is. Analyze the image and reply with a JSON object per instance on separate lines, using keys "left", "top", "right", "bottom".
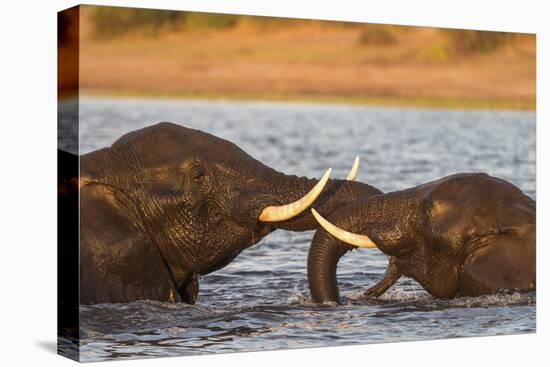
{"left": 112, "top": 123, "right": 242, "bottom": 165}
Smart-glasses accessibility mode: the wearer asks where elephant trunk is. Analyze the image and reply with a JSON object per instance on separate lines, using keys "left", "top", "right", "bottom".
{"left": 306, "top": 192, "right": 419, "bottom": 303}
{"left": 308, "top": 228, "right": 354, "bottom": 303}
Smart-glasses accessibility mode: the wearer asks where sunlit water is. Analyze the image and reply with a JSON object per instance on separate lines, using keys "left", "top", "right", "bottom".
{"left": 62, "top": 97, "right": 536, "bottom": 362}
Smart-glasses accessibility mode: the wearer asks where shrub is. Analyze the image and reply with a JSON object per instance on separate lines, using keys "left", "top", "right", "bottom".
{"left": 358, "top": 26, "right": 397, "bottom": 46}
{"left": 441, "top": 29, "right": 514, "bottom": 54}
{"left": 90, "top": 7, "right": 240, "bottom": 38}
{"left": 183, "top": 12, "right": 238, "bottom": 29}
{"left": 90, "top": 7, "right": 183, "bottom": 38}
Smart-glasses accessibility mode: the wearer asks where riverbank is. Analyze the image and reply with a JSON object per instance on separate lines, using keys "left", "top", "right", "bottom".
{"left": 81, "top": 89, "right": 535, "bottom": 110}
{"left": 78, "top": 7, "right": 536, "bottom": 110}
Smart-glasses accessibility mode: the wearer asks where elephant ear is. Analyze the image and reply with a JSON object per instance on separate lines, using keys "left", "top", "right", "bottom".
{"left": 80, "top": 183, "right": 181, "bottom": 304}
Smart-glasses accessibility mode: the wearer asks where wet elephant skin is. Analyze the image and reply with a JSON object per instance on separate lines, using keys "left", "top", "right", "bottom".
{"left": 308, "top": 173, "right": 535, "bottom": 303}
{"left": 64, "top": 122, "right": 382, "bottom": 304}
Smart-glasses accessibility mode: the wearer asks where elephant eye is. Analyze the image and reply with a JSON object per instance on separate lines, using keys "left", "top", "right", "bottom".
{"left": 189, "top": 166, "right": 207, "bottom": 182}
{"left": 186, "top": 162, "right": 212, "bottom": 193}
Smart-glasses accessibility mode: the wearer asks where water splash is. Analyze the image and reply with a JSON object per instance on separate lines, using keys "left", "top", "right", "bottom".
{"left": 287, "top": 283, "right": 309, "bottom": 305}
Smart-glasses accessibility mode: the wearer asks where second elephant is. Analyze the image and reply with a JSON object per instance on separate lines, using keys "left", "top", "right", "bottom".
{"left": 308, "top": 173, "right": 536, "bottom": 303}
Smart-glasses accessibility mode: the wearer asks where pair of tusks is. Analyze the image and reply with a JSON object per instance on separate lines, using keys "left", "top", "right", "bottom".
{"left": 311, "top": 155, "right": 377, "bottom": 248}
{"left": 258, "top": 156, "right": 360, "bottom": 222}
{"left": 258, "top": 155, "right": 377, "bottom": 249}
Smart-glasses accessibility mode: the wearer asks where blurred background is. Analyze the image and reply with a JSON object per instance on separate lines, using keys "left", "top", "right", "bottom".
{"left": 61, "top": 5, "right": 535, "bottom": 109}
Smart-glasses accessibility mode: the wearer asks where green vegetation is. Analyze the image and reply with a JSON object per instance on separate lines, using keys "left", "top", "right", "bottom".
{"left": 83, "top": 88, "right": 536, "bottom": 111}
{"left": 441, "top": 29, "right": 514, "bottom": 54}
{"left": 89, "top": 7, "right": 241, "bottom": 38}
{"left": 358, "top": 25, "right": 397, "bottom": 46}
{"left": 90, "top": 7, "right": 183, "bottom": 38}
{"left": 184, "top": 12, "right": 237, "bottom": 29}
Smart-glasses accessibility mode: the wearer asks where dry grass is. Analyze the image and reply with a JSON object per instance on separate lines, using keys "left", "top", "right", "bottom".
{"left": 77, "top": 6, "right": 536, "bottom": 109}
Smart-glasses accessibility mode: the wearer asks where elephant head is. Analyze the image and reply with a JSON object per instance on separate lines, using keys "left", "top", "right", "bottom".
{"left": 307, "top": 173, "right": 536, "bottom": 303}
{"left": 80, "top": 122, "right": 381, "bottom": 302}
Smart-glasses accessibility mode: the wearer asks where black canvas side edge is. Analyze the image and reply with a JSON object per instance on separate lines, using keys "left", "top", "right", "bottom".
{"left": 57, "top": 5, "right": 80, "bottom": 362}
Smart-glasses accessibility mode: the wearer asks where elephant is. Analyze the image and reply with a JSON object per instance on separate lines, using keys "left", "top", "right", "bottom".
{"left": 60, "top": 122, "right": 382, "bottom": 305}
{"left": 307, "top": 173, "right": 536, "bottom": 304}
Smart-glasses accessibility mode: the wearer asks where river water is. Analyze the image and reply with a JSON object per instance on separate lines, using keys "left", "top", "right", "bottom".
{"left": 68, "top": 97, "right": 535, "bottom": 362}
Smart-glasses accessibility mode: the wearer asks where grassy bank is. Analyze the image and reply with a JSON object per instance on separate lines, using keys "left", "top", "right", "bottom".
{"left": 76, "top": 6, "right": 536, "bottom": 110}
{"left": 81, "top": 89, "right": 535, "bottom": 111}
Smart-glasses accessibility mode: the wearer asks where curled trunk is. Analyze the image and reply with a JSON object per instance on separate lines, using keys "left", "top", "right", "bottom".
{"left": 307, "top": 192, "right": 419, "bottom": 303}
{"left": 308, "top": 229, "right": 353, "bottom": 303}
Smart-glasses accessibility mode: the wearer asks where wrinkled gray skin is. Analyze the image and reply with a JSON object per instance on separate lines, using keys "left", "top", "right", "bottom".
{"left": 308, "top": 173, "right": 536, "bottom": 303}
{"left": 79, "top": 122, "right": 381, "bottom": 304}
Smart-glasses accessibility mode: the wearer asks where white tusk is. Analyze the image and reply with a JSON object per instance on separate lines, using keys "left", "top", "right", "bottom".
{"left": 259, "top": 168, "right": 332, "bottom": 222}
{"left": 346, "top": 156, "right": 360, "bottom": 181}
{"left": 311, "top": 208, "right": 377, "bottom": 248}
